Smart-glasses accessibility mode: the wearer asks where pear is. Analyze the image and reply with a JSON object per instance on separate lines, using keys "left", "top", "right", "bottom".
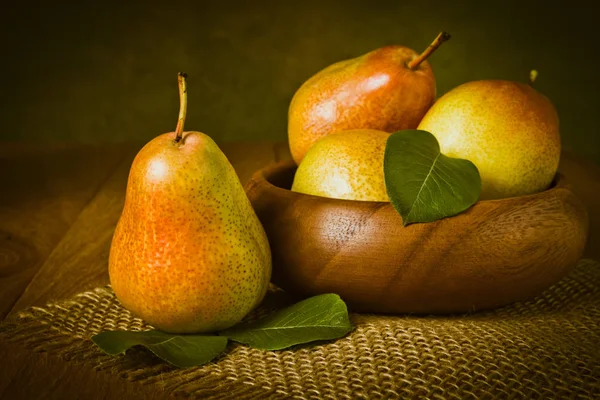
{"left": 417, "top": 74, "right": 561, "bottom": 200}
{"left": 109, "top": 73, "right": 271, "bottom": 333}
{"left": 292, "top": 129, "right": 390, "bottom": 201}
{"left": 288, "top": 32, "right": 451, "bottom": 165}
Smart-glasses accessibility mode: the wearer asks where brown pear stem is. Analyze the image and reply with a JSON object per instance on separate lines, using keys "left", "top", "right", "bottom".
{"left": 408, "top": 32, "right": 451, "bottom": 70}
{"left": 529, "top": 69, "right": 538, "bottom": 85}
{"left": 174, "top": 72, "right": 188, "bottom": 143}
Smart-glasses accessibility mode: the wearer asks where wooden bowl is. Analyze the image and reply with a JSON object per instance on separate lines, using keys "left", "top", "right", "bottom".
{"left": 245, "top": 160, "right": 589, "bottom": 314}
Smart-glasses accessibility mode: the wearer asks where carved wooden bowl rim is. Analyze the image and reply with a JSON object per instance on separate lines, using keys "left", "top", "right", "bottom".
{"left": 251, "top": 159, "right": 570, "bottom": 207}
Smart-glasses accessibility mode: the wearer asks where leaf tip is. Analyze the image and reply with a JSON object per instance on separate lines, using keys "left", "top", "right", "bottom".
{"left": 91, "top": 332, "right": 125, "bottom": 356}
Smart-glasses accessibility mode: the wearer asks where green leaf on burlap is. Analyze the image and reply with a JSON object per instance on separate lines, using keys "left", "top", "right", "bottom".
{"left": 219, "top": 293, "right": 353, "bottom": 350}
{"left": 384, "top": 129, "right": 481, "bottom": 226}
{"left": 91, "top": 329, "right": 228, "bottom": 368}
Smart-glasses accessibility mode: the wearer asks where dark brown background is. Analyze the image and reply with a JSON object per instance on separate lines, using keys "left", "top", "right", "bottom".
{"left": 1, "top": 0, "right": 598, "bottom": 162}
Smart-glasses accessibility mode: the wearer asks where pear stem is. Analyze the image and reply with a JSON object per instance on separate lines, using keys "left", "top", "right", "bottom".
{"left": 529, "top": 69, "right": 538, "bottom": 85}
{"left": 174, "top": 72, "right": 188, "bottom": 143}
{"left": 408, "top": 31, "right": 451, "bottom": 70}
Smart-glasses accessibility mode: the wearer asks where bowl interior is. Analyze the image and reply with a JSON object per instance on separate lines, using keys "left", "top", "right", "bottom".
{"left": 265, "top": 163, "right": 296, "bottom": 190}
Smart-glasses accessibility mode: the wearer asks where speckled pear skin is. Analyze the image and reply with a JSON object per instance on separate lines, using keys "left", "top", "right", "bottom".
{"left": 288, "top": 45, "right": 436, "bottom": 165}
{"left": 417, "top": 80, "right": 561, "bottom": 200}
{"left": 108, "top": 131, "right": 272, "bottom": 334}
{"left": 291, "top": 129, "right": 391, "bottom": 201}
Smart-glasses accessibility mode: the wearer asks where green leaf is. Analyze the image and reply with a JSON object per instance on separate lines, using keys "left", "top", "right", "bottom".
{"left": 384, "top": 130, "right": 481, "bottom": 226}
{"left": 91, "top": 329, "right": 228, "bottom": 368}
{"left": 219, "top": 294, "right": 353, "bottom": 350}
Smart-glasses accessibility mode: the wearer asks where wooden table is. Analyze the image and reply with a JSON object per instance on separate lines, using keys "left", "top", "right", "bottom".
{"left": 1, "top": 141, "right": 599, "bottom": 399}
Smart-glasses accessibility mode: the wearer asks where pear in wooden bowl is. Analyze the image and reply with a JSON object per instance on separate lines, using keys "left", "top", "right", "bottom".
{"left": 244, "top": 160, "right": 589, "bottom": 314}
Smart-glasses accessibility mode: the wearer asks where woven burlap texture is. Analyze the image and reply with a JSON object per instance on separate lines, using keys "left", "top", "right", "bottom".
{"left": 2, "top": 259, "right": 600, "bottom": 399}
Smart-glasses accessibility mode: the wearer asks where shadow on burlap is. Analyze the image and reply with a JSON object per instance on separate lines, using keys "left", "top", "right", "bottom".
{"left": 1, "top": 259, "right": 599, "bottom": 399}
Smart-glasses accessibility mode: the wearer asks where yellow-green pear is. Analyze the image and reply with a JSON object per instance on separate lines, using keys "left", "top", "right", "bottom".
{"left": 291, "top": 129, "right": 390, "bottom": 201}
{"left": 109, "top": 73, "right": 272, "bottom": 333}
{"left": 417, "top": 77, "right": 561, "bottom": 200}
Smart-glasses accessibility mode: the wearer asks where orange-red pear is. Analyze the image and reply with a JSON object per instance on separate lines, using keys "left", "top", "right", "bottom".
{"left": 288, "top": 32, "right": 450, "bottom": 165}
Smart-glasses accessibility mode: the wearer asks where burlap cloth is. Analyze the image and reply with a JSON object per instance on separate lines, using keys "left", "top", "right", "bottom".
{"left": 1, "top": 259, "right": 599, "bottom": 399}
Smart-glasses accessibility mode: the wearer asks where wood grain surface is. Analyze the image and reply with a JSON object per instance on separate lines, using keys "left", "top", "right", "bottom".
{"left": 0, "top": 143, "right": 131, "bottom": 319}
{"left": 558, "top": 150, "right": 600, "bottom": 260}
{"left": 0, "top": 141, "right": 598, "bottom": 400}
{"left": 7, "top": 146, "right": 140, "bottom": 317}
